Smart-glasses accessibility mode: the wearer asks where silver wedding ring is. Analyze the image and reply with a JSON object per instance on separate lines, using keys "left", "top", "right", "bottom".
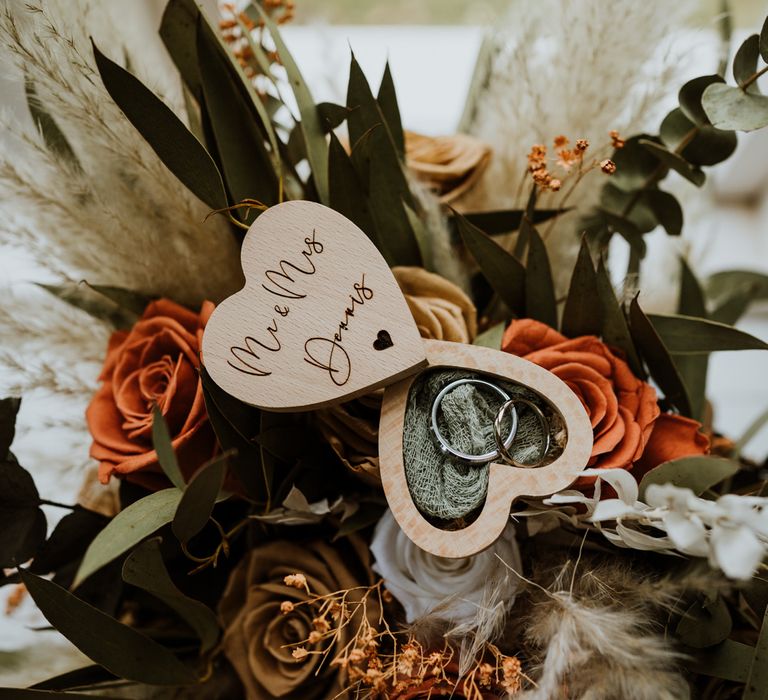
{"left": 430, "top": 378, "right": 551, "bottom": 467}
{"left": 430, "top": 378, "right": 518, "bottom": 463}
{"left": 493, "top": 399, "right": 550, "bottom": 468}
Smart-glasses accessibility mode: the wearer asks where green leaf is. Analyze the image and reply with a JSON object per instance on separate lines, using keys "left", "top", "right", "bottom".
{"left": 595, "top": 259, "right": 644, "bottom": 377}
{"left": 744, "top": 590, "right": 768, "bottom": 699}
{"left": 648, "top": 313, "right": 768, "bottom": 353}
{"left": 160, "top": 0, "right": 203, "bottom": 99}
{"left": 660, "top": 107, "right": 737, "bottom": 167}
{"left": 676, "top": 259, "right": 708, "bottom": 420}
{"left": 172, "top": 454, "right": 227, "bottom": 543}
{"left": 734, "top": 34, "right": 761, "bottom": 92}
{"left": 611, "top": 135, "right": 666, "bottom": 193}
{"left": 638, "top": 139, "right": 706, "bottom": 186}
{"left": 0, "top": 457, "right": 45, "bottom": 568}
{"left": 0, "top": 690, "right": 130, "bottom": 699}
{"left": 677, "top": 595, "right": 732, "bottom": 649}
{"left": 451, "top": 207, "right": 564, "bottom": 241}
{"left": 513, "top": 186, "right": 538, "bottom": 259}
{"left": 19, "top": 569, "right": 196, "bottom": 685}
{"left": 473, "top": 322, "right": 505, "bottom": 350}
{"left": 706, "top": 269, "right": 768, "bottom": 324}
{"left": 38, "top": 282, "right": 148, "bottom": 330}
{"left": 561, "top": 238, "right": 600, "bottom": 338}
{"left": 761, "top": 14, "right": 768, "bottom": 64}
{"left": 74, "top": 488, "right": 182, "bottom": 587}
{"left": 639, "top": 456, "right": 738, "bottom": 500}
{"left": 524, "top": 225, "right": 557, "bottom": 327}
{"left": 200, "top": 368, "right": 264, "bottom": 502}
{"left": 600, "top": 184, "right": 657, "bottom": 234}
{"left": 328, "top": 131, "right": 379, "bottom": 251}
{"left": 0, "top": 397, "right": 20, "bottom": 456}
{"left": 629, "top": 297, "right": 691, "bottom": 415}
{"left": 583, "top": 209, "right": 647, "bottom": 258}
{"left": 702, "top": 82, "right": 768, "bottom": 132}
{"left": 92, "top": 41, "right": 227, "bottom": 211}
{"left": 25, "top": 77, "right": 79, "bottom": 168}
{"left": 151, "top": 407, "right": 185, "bottom": 491}
{"left": 196, "top": 17, "right": 278, "bottom": 208}
{"left": 456, "top": 213, "right": 526, "bottom": 317}
{"left": 122, "top": 538, "right": 219, "bottom": 651}
{"left": 679, "top": 74, "right": 725, "bottom": 125}
{"left": 376, "top": 62, "right": 404, "bottom": 158}
{"left": 684, "top": 639, "right": 755, "bottom": 683}
{"left": 404, "top": 203, "right": 433, "bottom": 271}
{"left": 317, "top": 102, "right": 351, "bottom": 131}
{"left": 258, "top": 7, "right": 329, "bottom": 204}
{"left": 643, "top": 189, "right": 683, "bottom": 236}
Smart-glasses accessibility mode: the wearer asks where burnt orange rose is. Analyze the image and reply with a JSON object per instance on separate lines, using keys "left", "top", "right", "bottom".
{"left": 501, "top": 319, "right": 709, "bottom": 479}
{"left": 86, "top": 299, "right": 216, "bottom": 490}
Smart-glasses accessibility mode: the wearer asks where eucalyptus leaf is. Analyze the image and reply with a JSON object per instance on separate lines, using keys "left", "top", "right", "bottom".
{"left": 151, "top": 407, "right": 185, "bottom": 491}
{"left": 258, "top": 7, "right": 329, "bottom": 204}
{"left": 524, "top": 225, "right": 557, "bottom": 328}
{"left": 561, "top": 238, "right": 600, "bottom": 338}
{"left": 629, "top": 297, "right": 691, "bottom": 415}
{"left": 122, "top": 538, "right": 219, "bottom": 651}
{"left": 595, "top": 258, "right": 644, "bottom": 377}
{"left": 74, "top": 488, "right": 182, "bottom": 587}
{"left": 643, "top": 189, "right": 683, "bottom": 236}
{"left": 677, "top": 595, "right": 732, "bottom": 649}
{"left": 639, "top": 456, "right": 738, "bottom": 500}
{"left": 92, "top": 41, "right": 227, "bottom": 211}
{"left": 734, "top": 34, "right": 761, "bottom": 93}
{"left": 172, "top": 454, "right": 228, "bottom": 543}
{"left": 648, "top": 313, "right": 768, "bottom": 353}
{"left": 660, "top": 108, "right": 736, "bottom": 167}
{"left": 376, "top": 62, "right": 405, "bottom": 158}
{"left": 679, "top": 74, "right": 725, "bottom": 125}
{"left": 473, "top": 322, "right": 505, "bottom": 350}
{"left": 706, "top": 269, "right": 768, "bottom": 323}
{"left": 456, "top": 214, "right": 525, "bottom": 317}
{"left": 600, "top": 184, "right": 657, "bottom": 234}
{"left": 19, "top": 569, "right": 196, "bottom": 685}
{"left": 197, "top": 17, "right": 278, "bottom": 208}
{"left": 638, "top": 140, "right": 705, "bottom": 187}
{"left": 610, "top": 135, "right": 666, "bottom": 193}
{"left": 702, "top": 83, "right": 768, "bottom": 132}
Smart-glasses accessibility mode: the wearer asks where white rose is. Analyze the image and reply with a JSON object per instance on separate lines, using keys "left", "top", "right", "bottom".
{"left": 370, "top": 510, "right": 523, "bottom": 625}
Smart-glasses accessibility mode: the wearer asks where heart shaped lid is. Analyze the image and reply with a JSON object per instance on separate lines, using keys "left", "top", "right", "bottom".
{"left": 202, "top": 201, "right": 427, "bottom": 411}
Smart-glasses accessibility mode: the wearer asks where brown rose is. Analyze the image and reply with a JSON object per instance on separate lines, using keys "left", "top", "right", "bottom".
{"left": 501, "top": 319, "right": 709, "bottom": 481}
{"left": 314, "top": 267, "right": 477, "bottom": 482}
{"left": 218, "top": 536, "right": 375, "bottom": 700}
{"left": 405, "top": 131, "right": 492, "bottom": 204}
{"left": 86, "top": 299, "right": 216, "bottom": 490}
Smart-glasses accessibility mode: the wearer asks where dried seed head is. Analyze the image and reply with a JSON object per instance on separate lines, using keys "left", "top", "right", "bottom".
{"left": 280, "top": 600, "right": 295, "bottom": 614}
{"left": 600, "top": 159, "right": 617, "bottom": 174}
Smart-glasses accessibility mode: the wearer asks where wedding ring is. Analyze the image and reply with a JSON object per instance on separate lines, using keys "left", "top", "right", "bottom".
{"left": 493, "top": 399, "right": 550, "bottom": 468}
{"left": 430, "top": 378, "right": 518, "bottom": 464}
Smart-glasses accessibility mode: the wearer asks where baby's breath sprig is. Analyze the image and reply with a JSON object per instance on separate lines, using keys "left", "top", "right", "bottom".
{"left": 279, "top": 576, "right": 530, "bottom": 698}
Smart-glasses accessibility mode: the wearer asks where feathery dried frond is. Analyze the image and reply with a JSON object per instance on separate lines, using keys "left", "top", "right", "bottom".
{"left": 0, "top": 1, "right": 242, "bottom": 306}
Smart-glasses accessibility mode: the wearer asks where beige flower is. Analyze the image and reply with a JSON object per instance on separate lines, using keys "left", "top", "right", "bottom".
{"left": 405, "top": 130, "right": 491, "bottom": 204}
{"left": 218, "top": 536, "right": 375, "bottom": 700}
{"left": 313, "top": 267, "right": 477, "bottom": 482}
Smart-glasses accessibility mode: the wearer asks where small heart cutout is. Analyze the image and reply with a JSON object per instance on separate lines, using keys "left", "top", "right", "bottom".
{"left": 202, "top": 201, "right": 427, "bottom": 411}
{"left": 373, "top": 330, "right": 393, "bottom": 351}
